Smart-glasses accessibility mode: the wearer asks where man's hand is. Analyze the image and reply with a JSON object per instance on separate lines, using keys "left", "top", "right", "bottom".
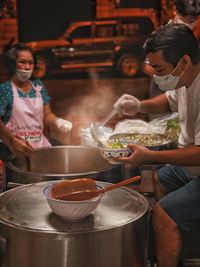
{"left": 115, "top": 144, "right": 151, "bottom": 167}
{"left": 114, "top": 94, "right": 141, "bottom": 117}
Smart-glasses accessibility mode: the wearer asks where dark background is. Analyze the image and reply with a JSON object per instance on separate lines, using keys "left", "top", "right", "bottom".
{"left": 118, "top": 0, "right": 160, "bottom": 8}
{"left": 17, "top": 0, "right": 96, "bottom": 41}
{"left": 16, "top": 0, "right": 160, "bottom": 42}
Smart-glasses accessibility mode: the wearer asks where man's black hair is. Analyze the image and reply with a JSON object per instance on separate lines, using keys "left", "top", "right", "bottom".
{"left": 175, "top": 0, "right": 200, "bottom": 17}
{"left": 143, "top": 23, "right": 199, "bottom": 66}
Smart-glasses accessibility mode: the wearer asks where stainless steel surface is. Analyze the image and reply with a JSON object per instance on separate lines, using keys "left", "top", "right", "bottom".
{"left": 0, "top": 181, "right": 148, "bottom": 230}
{"left": 5, "top": 146, "right": 123, "bottom": 188}
{"left": 0, "top": 181, "right": 148, "bottom": 267}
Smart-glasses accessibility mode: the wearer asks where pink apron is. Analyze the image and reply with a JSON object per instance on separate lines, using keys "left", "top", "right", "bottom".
{"left": 6, "top": 82, "right": 51, "bottom": 148}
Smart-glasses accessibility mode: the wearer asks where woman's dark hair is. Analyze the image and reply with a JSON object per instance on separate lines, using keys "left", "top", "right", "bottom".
{"left": 175, "top": 0, "right": 200, "bottom": 17}
{"left": 143, "top": 23, "right": 200, "bottom": 66}
{"left": 4, "top": 42, "right": 37, "bottom": 76}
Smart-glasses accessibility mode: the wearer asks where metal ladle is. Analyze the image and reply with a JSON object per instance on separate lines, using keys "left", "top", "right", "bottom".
{"left": 90, "top": 122, "right": 108, "bottom": 147}
{"left": 90, "top": 109, "right": 117, "bottom": 147}
{"left": 98, "top": 108, "right": 117, "bottom": 128}
{"left": 53, "top": 175, "right": 141, "bottom": 201}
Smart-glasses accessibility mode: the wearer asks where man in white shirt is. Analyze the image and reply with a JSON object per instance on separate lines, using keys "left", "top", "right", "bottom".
{"left": 145, "top": 0, "right": 200, "bottom": 121}
{"left": 114, "top": 23, "right": 200, "bottom": 267}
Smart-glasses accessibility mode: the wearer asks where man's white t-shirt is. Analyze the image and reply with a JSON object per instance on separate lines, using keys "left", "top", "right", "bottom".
{"left": 166, "top": 72, "right": 200, "bottom": 176}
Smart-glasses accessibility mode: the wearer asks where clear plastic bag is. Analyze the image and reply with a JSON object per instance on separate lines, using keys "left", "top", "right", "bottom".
{"left": 148, "top": 113, "right": 179, "bottom": 135}
{"left": 113, "top": 119, "right": 154, "bottom": 134}
{"left": 112, "top": 113, "right": 179, "bottom": 138}
{"left": 81, "top": 126, "right": 113, "bottom": 147}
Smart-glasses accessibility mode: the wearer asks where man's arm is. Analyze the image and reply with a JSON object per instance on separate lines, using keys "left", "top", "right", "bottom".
{"left": 117, "top": 144, "right": 200, "bottom": 167}
{"left": 140, "top": 93, "right": 171, "bottom": 114}
{"left": 114, "top": 93, "right": 171, "bottom": 118}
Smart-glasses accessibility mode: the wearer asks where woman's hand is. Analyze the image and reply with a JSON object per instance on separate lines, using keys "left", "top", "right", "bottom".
{"left": 49, "top": 117, "right": 73, "bottom": 144}
{"left": 8, "top": 136, "right": 34, "bottom": 159}
{"left": 54, "top": 118, "right": 73, "bottom": 133}
{"left": 43, "top": 105, "right": 72, "bottom": 144}
{"left": 0, "top": 119, "right": 33, "bottom": 159}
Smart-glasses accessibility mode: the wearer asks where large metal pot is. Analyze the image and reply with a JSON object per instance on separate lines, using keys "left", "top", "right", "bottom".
{"left": 5, "top": 146, "right": 123, "bottom": 189}
{"left": 0, "top": 181, "right": 148, "bottom": 267}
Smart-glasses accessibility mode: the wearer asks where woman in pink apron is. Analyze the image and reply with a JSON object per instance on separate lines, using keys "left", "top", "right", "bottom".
{"left": 0, "top": 43, "right": 72, "bottom": 160}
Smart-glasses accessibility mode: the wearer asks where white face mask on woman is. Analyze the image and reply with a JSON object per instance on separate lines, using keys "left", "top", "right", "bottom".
{"left": 15, "top": 69, "right": 33, "bottom": 82}
{"left": 153, "top": 64, "right": 184, "bottom": 92}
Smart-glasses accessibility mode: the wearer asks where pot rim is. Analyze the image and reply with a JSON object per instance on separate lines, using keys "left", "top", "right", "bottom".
{"left": 5, "top": 145, "right": 122, "bottom": 176}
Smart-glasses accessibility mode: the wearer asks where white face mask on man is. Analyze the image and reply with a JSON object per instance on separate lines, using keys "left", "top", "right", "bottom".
{"left": 15, "top": 69, "right": 33, "bottom": 82}
{"left": 153, "top": 62, "right": 184, "bottom": 92}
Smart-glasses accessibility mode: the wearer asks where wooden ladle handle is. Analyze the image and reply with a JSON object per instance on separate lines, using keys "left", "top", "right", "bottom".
{"left": 53, "top": 176, "right": 141, "bottom": 201}
{"left": 98, "top": 175, "right": 141, "bottom": 194}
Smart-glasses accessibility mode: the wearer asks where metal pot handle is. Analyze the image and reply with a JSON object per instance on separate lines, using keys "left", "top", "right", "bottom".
{"left": 7, "top": 182, "right": 23, "bottom": 189}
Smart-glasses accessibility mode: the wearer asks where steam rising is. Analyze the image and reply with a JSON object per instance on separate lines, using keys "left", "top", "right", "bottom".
{"left": 66, "top": 69, "right": 118, "bottom": 131}
{"left": 48, "top": 69, "right": 149, "bottom": 144}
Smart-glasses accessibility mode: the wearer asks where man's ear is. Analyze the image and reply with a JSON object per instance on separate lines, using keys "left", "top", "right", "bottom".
{"left": 181, "top": 55, "right": 192, "bottom": 71}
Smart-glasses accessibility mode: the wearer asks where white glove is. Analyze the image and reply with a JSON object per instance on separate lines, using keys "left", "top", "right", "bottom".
{"left": 55, "top": 118, "right": 73, "bottom": 132}
{"left": 114, "top": 94, "right": 141, "bottom": 117}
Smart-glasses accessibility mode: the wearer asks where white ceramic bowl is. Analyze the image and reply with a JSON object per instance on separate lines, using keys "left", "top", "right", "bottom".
{"left": 43, "top": 184, "right": 103, "bottom": 221}
{"left": 100, "top": 147, "right": 131, "bottom": 163}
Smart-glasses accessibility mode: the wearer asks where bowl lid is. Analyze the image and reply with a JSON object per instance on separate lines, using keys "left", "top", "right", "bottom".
{"left": 0, "top": 181, "right": 148, "bottom": 234}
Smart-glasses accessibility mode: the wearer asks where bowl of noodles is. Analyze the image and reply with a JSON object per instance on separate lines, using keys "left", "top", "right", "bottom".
{"left": 108, "top": 133, "right": 175, "bottom": 151}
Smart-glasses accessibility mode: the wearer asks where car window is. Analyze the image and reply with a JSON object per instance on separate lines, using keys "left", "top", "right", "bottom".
{"left": 95, "top": 25, "right": 117, "bottom": 37}
{"left": 121, "top": 18, "right": 154, "bottom": 35}
{"left": 121, "top": 22, "right": 140, "bottom": 36}
{"left": 70, "top": 25, "right": 91, "bottom": 38}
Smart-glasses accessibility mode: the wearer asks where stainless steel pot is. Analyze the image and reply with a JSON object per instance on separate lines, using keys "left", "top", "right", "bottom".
{"left": 5, "top": 146, "right": 123, "bottom": 189}
{"left": 0, "top": 181, "right": 148, "bottom": 267}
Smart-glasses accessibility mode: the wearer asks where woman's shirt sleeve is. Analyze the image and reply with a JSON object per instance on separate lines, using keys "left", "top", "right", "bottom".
{"left": 0, "top": 81, "right": 13, "bottom": 124}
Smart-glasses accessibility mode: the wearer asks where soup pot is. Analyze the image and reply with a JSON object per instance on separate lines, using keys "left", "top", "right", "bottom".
{"left": 0, "top": 181, "right": 148, "bottom": 267}
{"left": 5, "top": 146, "right": 123, "bottom": 190}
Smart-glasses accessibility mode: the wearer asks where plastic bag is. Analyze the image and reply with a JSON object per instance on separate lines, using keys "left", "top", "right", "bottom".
{"left": 113, "top": 119, "right": 155, "bottom": 134}
{"left": 148, "top": 113, "right": 179, "bottom": 135}
{"left": 81, "top": 126, "right": 113, "bottom": 147}
{"left": 112, "top": 113, "right": 179, "bottom": 139}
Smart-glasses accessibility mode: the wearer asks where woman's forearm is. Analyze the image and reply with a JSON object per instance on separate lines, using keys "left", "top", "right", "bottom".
{"left": 43, "top": 104, "right": 57, "bottom": 126}
{"left": 0, "top": 119, "right": 15, "bottom": 146}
